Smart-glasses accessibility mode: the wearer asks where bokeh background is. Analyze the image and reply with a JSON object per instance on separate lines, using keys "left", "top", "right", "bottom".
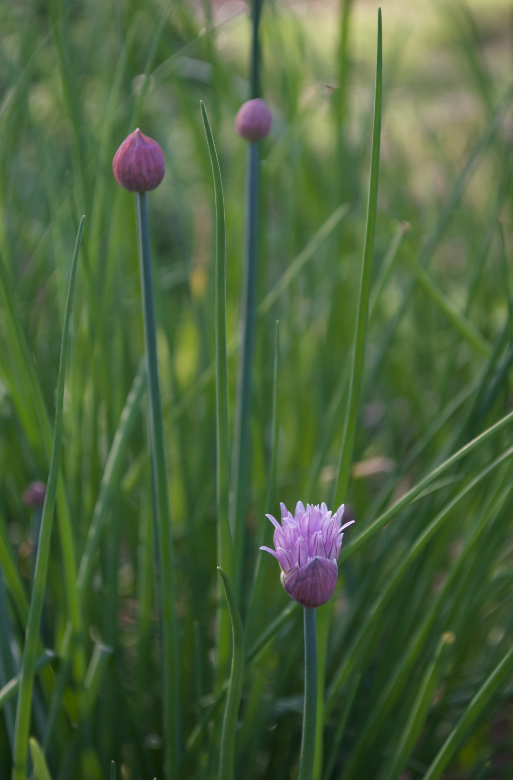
{"left": 2, "top": 0, "right": 513, "bottom": 778}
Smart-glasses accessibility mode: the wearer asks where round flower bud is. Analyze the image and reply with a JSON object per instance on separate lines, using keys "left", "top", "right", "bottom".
{"left": 22, "top": 481, "right": 46, "bottom": 509}
{"left": 235, "top": 99, "right": 272, "bottom": 141}
{"left": 112, "top": 129, "right": 165, "bottom": 192}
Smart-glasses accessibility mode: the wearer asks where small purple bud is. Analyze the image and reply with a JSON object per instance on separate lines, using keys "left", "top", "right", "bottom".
{"left": 235, "top": 99, "right": 272, "bottom": 141}
{"left": 112, "top": 128, "right": 165, "bottom": 192}
{"left": 260, "top": 501, "right": 355, "bottom": 609}
{"left": 22, "top": 481, "right": 46, "bottom": 509}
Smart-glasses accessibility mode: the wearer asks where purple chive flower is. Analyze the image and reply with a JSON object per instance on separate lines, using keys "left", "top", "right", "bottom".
{"left": 22, "top": 481, "right": 46, "bottom": 509}
{"left": 235, "top": 98, "right": 272, "bottom": 141}
{"left": 260, "top": 502, "right": 354, "bottom": 609}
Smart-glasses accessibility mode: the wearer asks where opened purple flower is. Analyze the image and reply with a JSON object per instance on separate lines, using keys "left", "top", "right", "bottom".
{"left": 260, "top": 502, "right": 354, "bottom": 609}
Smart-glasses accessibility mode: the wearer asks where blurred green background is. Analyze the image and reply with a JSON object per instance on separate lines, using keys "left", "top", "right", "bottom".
{"left": 2, "top": 0, "right": 513, "bottom": 778}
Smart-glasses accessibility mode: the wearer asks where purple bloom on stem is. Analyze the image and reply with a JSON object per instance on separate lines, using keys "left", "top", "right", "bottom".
{"left": 260, "top": 502, "right": 354, "bottom": 609}
{"left": 22, "top": 481, "right": 46, "bottom": 509}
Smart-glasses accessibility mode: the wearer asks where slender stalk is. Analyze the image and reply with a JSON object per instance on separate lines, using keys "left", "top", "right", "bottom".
{"left": 250, "top": 0, "right": 262, "bottom": 99}
{"left": 217, "top": 568, "right": 244, "bottom": 780}
{"left": 12, "top": 217, "right": 84, "bottom": 780}
{"left": 136, "top": 191, "right": 180, "bottom": 777}
{"left": 332, "top": 8, "right": 382, "bottom": 507}
{"left": 299, "top": 608, "right": 318, "bottom": 780}
{"left": 232, "top": 139, "right": 260, "bottom": 593}
{"left": 201, "top": 102, "right": 233, "bottom": 685}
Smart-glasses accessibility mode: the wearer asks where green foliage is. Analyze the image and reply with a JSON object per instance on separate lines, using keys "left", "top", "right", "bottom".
{"left": 0, "top": 1, "right": 513, "bottom": 779}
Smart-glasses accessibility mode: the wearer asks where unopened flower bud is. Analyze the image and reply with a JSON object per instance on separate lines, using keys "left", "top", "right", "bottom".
{"left": 112, "top": 129, "right": 165, "bottom": 192}
{"left": 22, "top": 481, "right": 46, "bottom": 509}
{"left": 235, "top": 99, "right": 272, "bottom": 141}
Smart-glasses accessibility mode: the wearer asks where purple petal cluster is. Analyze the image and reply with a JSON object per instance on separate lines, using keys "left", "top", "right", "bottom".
{"left": 261, "top": 502, "right": 354, "bottom": 609}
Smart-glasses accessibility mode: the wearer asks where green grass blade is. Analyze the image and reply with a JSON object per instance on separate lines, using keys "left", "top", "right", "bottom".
{"left": 422, "top": 643, "right": 513, "bottom": 780}
{"left": 201, "top": 101, "right": 233, "bottom": 686}
{"left": 381, "top": 632, "right": 455, "bottom": 780}
{"left": 405, "top": 247, "right": 491, "bottom": 358}
{"left": 29, "top": 737, "right": 53, "bottom": 780}
{"left": 338, "top": 407, "right": 513, "bottom": 564}
{"left": 259, "top": 204, "right": 349, "bottom": 316}
{"left": 332, "top": 8, "right": 382, "bottom": 506}
{"left": 12, "top": 216, "right": 83, "bottom": 780}
{"left": 0, "top": 242, "right": 84, "bottom": 682}
{"left": 327, "top": 444, "right": 513, "bottom": 715}
{"left": 217, "top": 567, "right": 244, "bottom": 780}
{"left": 0, "top": 651, "right": 55, "bottom": 712}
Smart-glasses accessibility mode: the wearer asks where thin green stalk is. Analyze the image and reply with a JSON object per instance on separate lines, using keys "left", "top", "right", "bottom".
{"left": 422, "top": 642, "right": 513, "bottom": 780}
{"left": 313, "top": 600, "right": 332, "bottom": 780}
{"left": 217, "top": 568, "right": 244, "bottom": 780}
{"left": 244, "top": 319, "right": 280, "bottom": 641}
{"left": 332, "top": 8, "right": 382, "bottom": 507}
{"left": 0, "top": 572, "right": 18, "bottom": 746}
{"left": 299, "top": 608, "right": 318, "bottom": 780}
{"left": 12, "top": 216, "right": 83, "bottom": 780}
{"left": 201, "top": 102, "right": 233, "bottom": 685}
{"left": 232, "top": 139, "right": 260, "bottom": 597}
{"left": 250, "top": 0, "right": 262, "bottom": 99}
{"left": 231, "top": 0, "right": 264, "bottom": 596}
{"left": 136, "top": 191, "right": 180, "bottom": 777}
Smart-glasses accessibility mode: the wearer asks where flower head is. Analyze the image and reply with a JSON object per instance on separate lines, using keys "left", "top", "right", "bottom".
{"left": 112, "top": 128, "right": 165, "bottom": 192}
{"left": 22, "top": 481, "right": 46, "bottom": 509}
{"left": 260, "top": 502, "right": 354, "bottom": 608}
{"left": 235, "top": 98, "right": 272, "bottom": 141}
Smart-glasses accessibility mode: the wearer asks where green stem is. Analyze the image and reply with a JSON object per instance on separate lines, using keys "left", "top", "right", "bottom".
{"left": 201, "top": 102, "right": 233, "bottom": 686}
{"left": 299, "top": 608, "right": 318, "bottom": 780}
{"left": 332, "top": 8, "right": 382, "bottom": 507}
{"left": 136, "top": 191, "right": 180, "bottom": 777}
{"left": 12, "top": 217, "right": 83, "bottom": 780}
{"left": 217, "top": 568, "right": 244, "bottom": 780}
{"left": 232, "top": 140, "right": 260, "bottom": 595}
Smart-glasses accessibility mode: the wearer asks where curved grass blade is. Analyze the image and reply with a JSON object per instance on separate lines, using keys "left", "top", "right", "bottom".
{"left": 29, "top": 737, "right": 53, "bottom": 780}
{"left": 217, "top": 567, "right": 244, "bottom": 780}
{"left": 0, "top": 651, "right": 56, "bottom": 712}
{"left": 381, "top": 632, "right": 455, "bottom": 780}
{"left": 12, "top": 216, "right": 83, "bottom": 780}
{"left": 422, "top": 642, "right": 513, "bottom": 780}
{"left": 0, "top": 246, "right": 84, "bottom": 681}
{"left": 76, "top": 358, "right": 147, "bottom": 599}
{"left": 338, "top": 406, "right": 513, "bottom": 565}
{"left": 341, "top": 478, "right": 513, "bottom": 780}
{"left": 201, "top": 101, "right": 233, "bottom": 686}
{"left": 332, "top": 8, "right": 382, "bottom": 507}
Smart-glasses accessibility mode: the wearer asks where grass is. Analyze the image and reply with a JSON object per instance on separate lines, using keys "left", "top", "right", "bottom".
{"left": 1, "top": 0, "right": 513, "bottom": 779}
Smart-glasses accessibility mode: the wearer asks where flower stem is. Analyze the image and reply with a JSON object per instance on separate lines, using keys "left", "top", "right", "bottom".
{"left": 136, "top": 191, "right": 180, "bottom": 778}
{"left": 232, "top": 139, "right": 259, "bottom": 593}
{"left": 299, "top": 607, "right": 318, "bottom": 780}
